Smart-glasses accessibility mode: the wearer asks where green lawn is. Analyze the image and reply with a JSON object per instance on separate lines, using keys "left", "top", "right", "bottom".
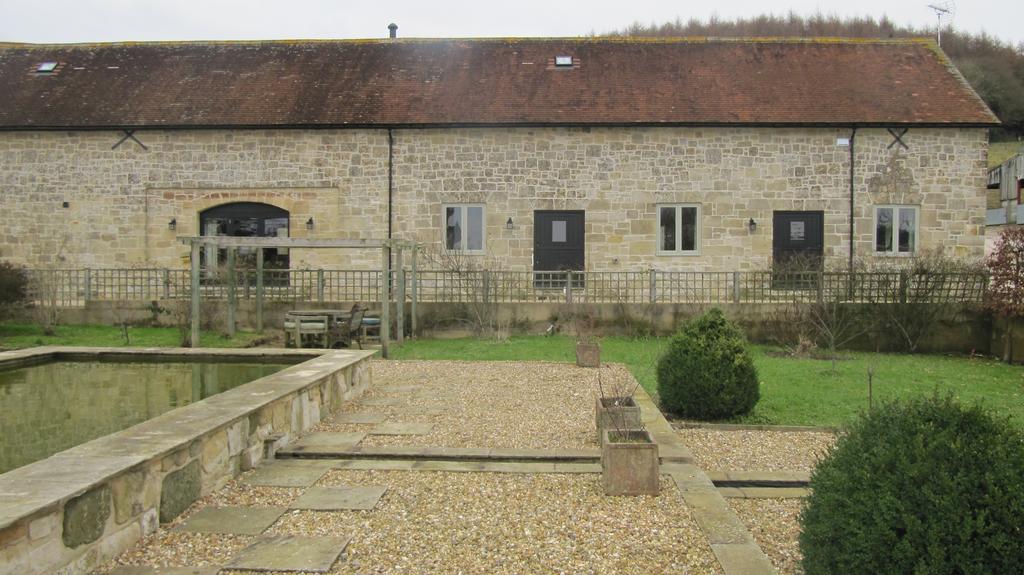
{"left": 390, "top": 335, "right": 1024, "bottom": 428}
{"left": 0, "top": 322, "right": 264, "bottom": 350}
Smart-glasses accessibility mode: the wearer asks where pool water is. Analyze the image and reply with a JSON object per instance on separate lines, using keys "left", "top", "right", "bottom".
{"left": 0, "top": 360, "right": 291, "bottom": 474}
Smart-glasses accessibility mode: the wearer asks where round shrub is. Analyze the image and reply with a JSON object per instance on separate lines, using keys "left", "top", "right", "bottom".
{"left": 800, "top": 394, "right": 1024, "bottom": 574}
{"left": 656, "top": 308, "right": 759, "bottom": 419}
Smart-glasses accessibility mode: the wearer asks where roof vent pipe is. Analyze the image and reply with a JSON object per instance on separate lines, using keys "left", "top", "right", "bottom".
{"left": 388, "top": 23, "right": 398, "bottom": 39}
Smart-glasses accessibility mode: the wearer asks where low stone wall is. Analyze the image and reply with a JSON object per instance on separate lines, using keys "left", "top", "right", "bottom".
{"left": 0, "top": 346, "right": 374, "bottom": 575}
{"left": 990, "top": 316, "right": 1024, "bottom": 363}
{"left": 30, "top": 297, "right": 993, "bottom": 354}
{"left": 415, "top": 301, "right": 992, "bottom": 354}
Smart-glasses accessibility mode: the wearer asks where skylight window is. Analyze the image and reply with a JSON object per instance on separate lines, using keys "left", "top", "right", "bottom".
{"left": 554, "top": 55, "right": 573, "bottom": 67}
{"left": 35, "top": 62, "right": 58, "bottom": 73}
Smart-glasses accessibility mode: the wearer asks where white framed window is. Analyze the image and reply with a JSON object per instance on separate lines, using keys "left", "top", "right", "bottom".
{"left": 443, "top": 204, "right": 485, "bottom": 253}
{"left": 874, "top": 205, "right": 918, "bottom": 255}
{"left": 656, "top": 204, "right": 700, "bottom": 255}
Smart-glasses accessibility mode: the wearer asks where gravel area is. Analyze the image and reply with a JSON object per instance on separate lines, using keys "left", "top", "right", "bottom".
{"left": 302, "top": 469, "right": 720, "bottom": 574}
{"left": 730, "top": 498, "right": 805, "bottom": 575}
{"left": 312, "top": 360, "right": 631, "bottom": 450}
{"left": 676, "top": 429, "right": 835, "bottom": 472}
{"left": 94, "top": 469, "right": 721, "bottom": 575}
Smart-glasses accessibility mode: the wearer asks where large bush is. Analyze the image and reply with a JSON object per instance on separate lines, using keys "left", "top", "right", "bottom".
{"left": 656, "top": 308, "right": 759, "bottom": 419}
{"left": 0, "top": 261, "right": 27, "bottom": 319}
{"left": 800, "top": 394, "right": 1024, "bottom": 574}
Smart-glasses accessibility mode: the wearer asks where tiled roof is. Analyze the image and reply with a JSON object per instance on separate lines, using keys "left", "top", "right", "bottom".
{"left": 0, "top": 37, "right": 999, "bottom": 128}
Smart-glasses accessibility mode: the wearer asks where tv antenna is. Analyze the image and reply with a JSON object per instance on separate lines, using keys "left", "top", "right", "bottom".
{"left": 927, "top": 1, "right": 955, "bottom": 46}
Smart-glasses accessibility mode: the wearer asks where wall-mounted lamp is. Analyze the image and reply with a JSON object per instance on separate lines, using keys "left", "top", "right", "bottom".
{"left": 168, "top": 218, "right": 177, "bottom": 231}
{"left": 506, "top": 217, "right": 514, "bottom": 231}
{"left": 748, "top": 218, "right": 757, "bottom": 233}
{"left": 306, "top": 217, "right": 314, "bottom": 231}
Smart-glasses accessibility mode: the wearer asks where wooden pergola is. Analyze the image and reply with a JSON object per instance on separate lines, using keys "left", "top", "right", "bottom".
{"left": 178, "top": 237, "right": 419, "bottom": 358}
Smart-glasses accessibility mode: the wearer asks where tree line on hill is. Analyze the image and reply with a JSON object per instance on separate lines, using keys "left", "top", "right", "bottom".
{"left": 609, "top": 13, "right": 1024, "bottom": 139}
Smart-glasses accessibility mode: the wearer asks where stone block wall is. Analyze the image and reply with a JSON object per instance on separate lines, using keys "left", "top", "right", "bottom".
{"left": 393, "top": 127, "right": 988, "bottom": 270}
{"left": 0, "top": 351, "right": 372, "bottom": 575}
{"left": 0, "top": 130, "right": 388, "bottom": 268}
{"left": 0, "top": 126, "right": 988, "bottom": 271}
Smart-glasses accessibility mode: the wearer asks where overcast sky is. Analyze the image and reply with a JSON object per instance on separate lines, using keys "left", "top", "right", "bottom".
{"left": 2, "top": 0, "right": 1022, "bottom": 47}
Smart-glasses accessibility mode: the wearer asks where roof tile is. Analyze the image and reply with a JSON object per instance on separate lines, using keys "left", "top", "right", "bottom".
{"left": 0, "top": 37, "right": 999, "bottom": 128}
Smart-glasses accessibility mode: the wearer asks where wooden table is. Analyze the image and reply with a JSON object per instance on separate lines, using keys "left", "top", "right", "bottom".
{"left": 284, "top": 310, "right": 350, "bottom": 348}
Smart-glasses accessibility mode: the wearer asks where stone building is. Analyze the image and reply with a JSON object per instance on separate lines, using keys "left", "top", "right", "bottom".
{"left": 0, "top": 37, "right": 998, "bottom": 273}
{"left": 985, "top": 150, "right": 1024, "bottom": 252}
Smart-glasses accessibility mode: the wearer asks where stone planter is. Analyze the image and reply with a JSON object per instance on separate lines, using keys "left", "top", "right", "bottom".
{"left": 601, "top": 429, "right": 659, "bottom": 496}
{"left": 595, "top": 396, "right": 641, "bottom": 443}
{"left": 576, "top": 341, "right": 600, "bottom": 367}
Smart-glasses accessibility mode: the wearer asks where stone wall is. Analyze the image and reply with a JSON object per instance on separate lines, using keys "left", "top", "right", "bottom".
{"left": 0, "top": 126, "right": 988, "bottom": 271}
{"left": 0, "top": 348, "right": 373, "bottom": 575}
{"left": 0, "top": 130, "right": 388, "bottom": 268}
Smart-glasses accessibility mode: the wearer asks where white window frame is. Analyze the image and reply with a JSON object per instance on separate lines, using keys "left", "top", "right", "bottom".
{"left": 873, "top": 205, "right": 919, "bottom": 256}
{"left": 442, "top": 203, "right": 486, "bottom": 254}
{"left": 656, "top": 204, "right": 701, "bottom": 256}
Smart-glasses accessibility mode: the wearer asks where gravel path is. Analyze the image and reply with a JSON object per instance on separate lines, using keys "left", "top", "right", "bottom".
{"left": 677, "top": 429, "right": 835, "bottom": 472}
{"left": 730, "top": 498, "right": 805, "bottom": 575}
{"left": 297, "top": 469, "right": 718, "bottom": 574}
{"left": 311, "top": 360, "right": 632, "bottom": 450}
{"left": 96, "top": 470, "right": 721, "bottom": 574}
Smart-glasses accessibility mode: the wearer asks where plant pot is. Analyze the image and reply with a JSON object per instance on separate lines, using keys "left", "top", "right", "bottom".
{"left": 601, "top": 429, "right": 660, "bottom": 496}
{"left": 576, "top": 341, "right": 600, "bottom": 367}
{"left": 595, "top": 396, "right": 642, "bottom": 443}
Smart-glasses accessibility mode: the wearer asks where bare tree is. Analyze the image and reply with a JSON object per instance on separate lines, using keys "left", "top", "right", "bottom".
{"left": 864, "top": 250, "right": 985, "bottom": 353}
{"left": 986, "top": 227, "right": 1024, "bottom": 362}
{"left": 419, "top": 245, "right": 520, "bottom": 338}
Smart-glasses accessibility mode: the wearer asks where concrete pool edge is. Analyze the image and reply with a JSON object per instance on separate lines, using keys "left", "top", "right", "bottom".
{"left": 0, "top": 346, "right": 375, "bottom": 575}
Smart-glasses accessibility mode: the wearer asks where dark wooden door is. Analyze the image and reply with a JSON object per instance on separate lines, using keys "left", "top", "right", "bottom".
{"left": 772, "top": 211, "right": 824, "bottom": 286}
{"left": 534, "top": 211, "right": 585, "bottom": 288}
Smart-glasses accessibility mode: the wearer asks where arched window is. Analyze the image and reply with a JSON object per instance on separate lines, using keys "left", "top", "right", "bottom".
{"left": 199, "top": 202, "right": 289, "bottom": 269}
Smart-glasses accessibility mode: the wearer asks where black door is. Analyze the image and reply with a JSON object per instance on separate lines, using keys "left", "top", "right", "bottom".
{"left": 534, "top": 210, "right": 585, "bottom": 288}
{"left": 773, "top": 211, "right": 824, "bottom": 287}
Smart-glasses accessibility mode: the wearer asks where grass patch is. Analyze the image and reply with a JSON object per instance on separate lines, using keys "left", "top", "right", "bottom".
{"left": 990, "top": 141, "right": 1022, "bottom": 168}
{"left": 0, "top": 322, "right": 264, "bottom": 350}
{"left": 390, "top": 335, "right": 1024, "bottom": 428}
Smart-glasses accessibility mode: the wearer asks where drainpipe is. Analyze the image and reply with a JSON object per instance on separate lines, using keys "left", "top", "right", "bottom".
{"left": 387, "top": 128, "right": 395, "bottom": 242}
{"left": 848, "top": 127, "right": 857, "bottom": 274}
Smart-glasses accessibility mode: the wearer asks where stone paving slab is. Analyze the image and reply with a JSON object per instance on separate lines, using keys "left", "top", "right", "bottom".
{"left": 680, "top": 490, "right": 756, "bottom": 545}
{"left": 361, "top": 397, "right": 404, "bottom": 407}
{"left": 330, "top": 412, "right": 387, "bottom": 425}
{"left": 631, "top": 384, "right": 775, "bottom": 575}
{"left": 552, "top": 462, "right": 602, "bottom": 473}
{"left": 369, "top": 422, "right": 434, "bottom": 436}
{"left": 172, "top": 506, "right": 286, "bottom": 535}
{"left": 289, "top": 485, "right": 389, "bottom": 511}
{"left": 333, "top": 459, "right": 420, "bottom": 471}
{"left": 244, "top": 461, "right": 335, "bottom": 487}
{"left": 225, "top": 535, "right": 351, "bottom": 573}
{"left": 706, "top": 470, "right": 811, "bottom": 486}
{"left": 292, "top": 432, "right": 367, "bottom": 449}
{"left": 329, "top": 458, "right": 604, "bottom": 474}
{"left": 109, "top": 567, "right": 220, "bottom": 575}
{"left": 712, "top": 543, "right": 780, "bottom": 574}
{"left": 283, "top": 445, "right": 602, "bottom": 462}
